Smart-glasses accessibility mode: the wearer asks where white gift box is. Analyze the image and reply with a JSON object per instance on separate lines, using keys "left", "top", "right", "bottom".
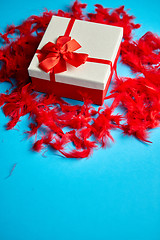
{"left": 28, "top": 15, "right": 123, "bottom": 105}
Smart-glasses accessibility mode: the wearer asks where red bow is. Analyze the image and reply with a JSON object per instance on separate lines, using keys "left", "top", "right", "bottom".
{"left": 37, "top": 36, "right": 88, "bottom": 74}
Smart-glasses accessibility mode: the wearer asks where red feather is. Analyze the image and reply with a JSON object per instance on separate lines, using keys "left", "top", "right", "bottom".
{"left": 0, "top": 1, "right": 159, "bottom": 158}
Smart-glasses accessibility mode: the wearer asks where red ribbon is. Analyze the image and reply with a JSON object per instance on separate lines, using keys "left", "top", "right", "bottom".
{"left": 37, "top": 36, "right": 88, "bottom": 74}
{"left": 36, "top": 17, "right": 113, "bottom": 80}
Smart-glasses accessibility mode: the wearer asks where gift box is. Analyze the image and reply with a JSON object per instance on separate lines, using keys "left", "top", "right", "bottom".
{"left": 28, "top": 16, "right": 123, "bottom": 105}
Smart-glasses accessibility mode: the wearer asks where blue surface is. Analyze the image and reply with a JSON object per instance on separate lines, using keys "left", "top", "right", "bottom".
{"left": 0, "top": 1, "right": 160, "bottom": 240}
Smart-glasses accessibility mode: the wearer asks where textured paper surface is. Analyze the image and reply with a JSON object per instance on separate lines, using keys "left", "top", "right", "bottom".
{"left": 28, "top": 16, "right": 123, "bottom": 90}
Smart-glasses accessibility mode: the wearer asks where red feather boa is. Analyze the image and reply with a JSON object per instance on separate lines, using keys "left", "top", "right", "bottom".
{"left": 0, "top": 1, "right": 160, "bottom": 158}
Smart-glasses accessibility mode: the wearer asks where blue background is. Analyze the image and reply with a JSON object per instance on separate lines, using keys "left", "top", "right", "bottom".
{"left": 0, "top": 0, "right": 160, "bottom": 240}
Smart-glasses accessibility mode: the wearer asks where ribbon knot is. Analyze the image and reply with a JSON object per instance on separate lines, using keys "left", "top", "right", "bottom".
{"left": 37, "top": 36, "right": 88, "bottom": 74}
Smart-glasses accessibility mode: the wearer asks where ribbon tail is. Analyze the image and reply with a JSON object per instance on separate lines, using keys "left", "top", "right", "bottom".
{"left": 54, "top": 57, "right": 67, "bottom": 74}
